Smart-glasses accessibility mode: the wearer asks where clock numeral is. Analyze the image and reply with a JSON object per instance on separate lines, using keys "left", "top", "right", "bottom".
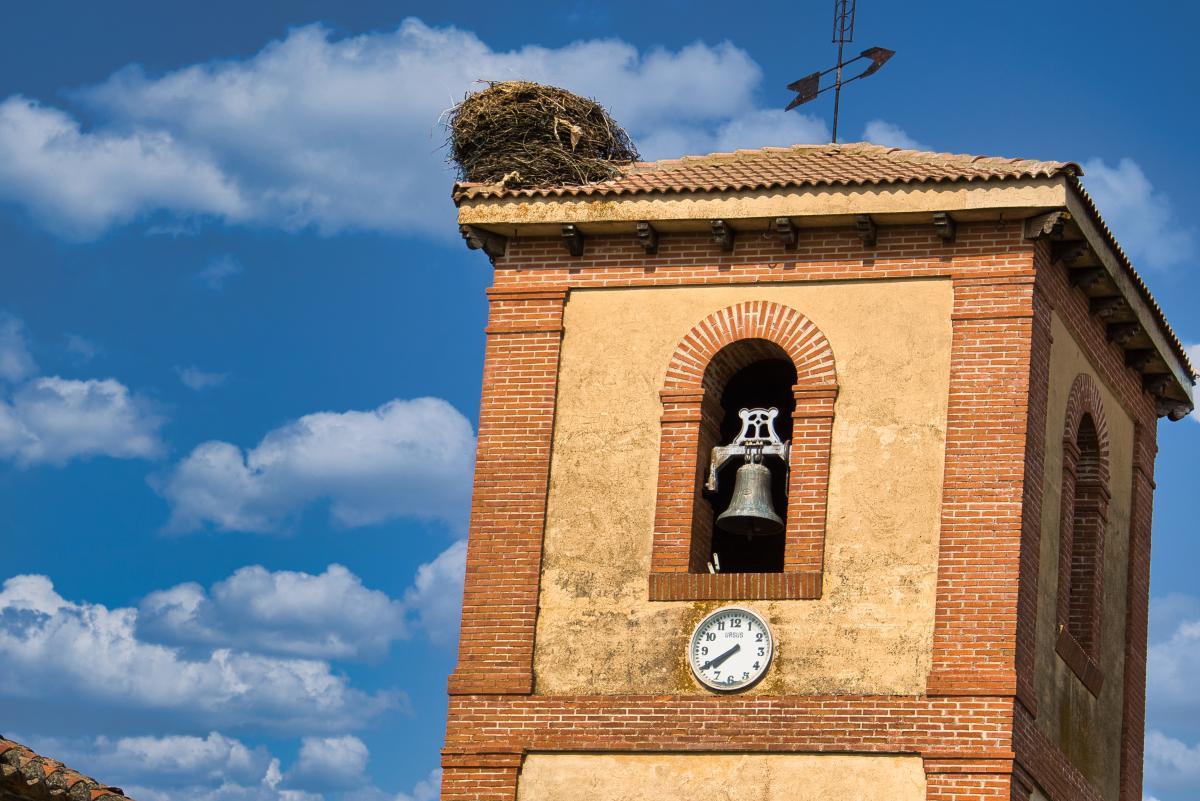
{"left": 731, "top": 618, "right": 742, "bottom": 628}
{"left": 705, "top": 633, "right": 716, "bottom": 642}
{"left": 713, "top": 671, "right": 720, "bottom": 680}
{"left": 753, "top": 661, "right": 760, "bottom": 670}
{"left": 716, "top": 620, "right": 726, "bottom": 631}
{"left": 756, "top": 647, "right": 765, "bottom": 657}
{"left": 755, "top": 632, "right": 765, "bottom": 642}
{"left": 742, "top": 672, "right": 750, "bottom": 680}
{"left": 700, "top": 646, "right": 709, "bottom": 656}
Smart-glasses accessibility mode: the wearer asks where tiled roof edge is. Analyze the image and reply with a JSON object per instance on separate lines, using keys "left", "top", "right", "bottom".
{"left": 1067, "top": 176, "right": 1196, "bottom": 381}
{"left": 0, "top": 736, "right": 134, "bottom": 801}
{"left": 451, "top": 142, "right": 1081, "bottom": 204}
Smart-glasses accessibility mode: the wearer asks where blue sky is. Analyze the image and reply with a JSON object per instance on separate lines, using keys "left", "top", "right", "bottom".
{"left": 0, "top": 2, "right": 1196, "bottom": 799}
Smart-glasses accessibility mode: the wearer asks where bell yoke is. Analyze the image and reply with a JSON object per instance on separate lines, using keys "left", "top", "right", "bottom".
{"left": 706, "top": 407, "right": 790, "bottom": 537}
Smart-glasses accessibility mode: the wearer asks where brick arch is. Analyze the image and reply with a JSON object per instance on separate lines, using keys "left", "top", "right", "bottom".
{"left": 1062, "top": 373, "right": 1110, "bottom": 485}
{"left": 663, "top": 301, "right": 838, "bottom": 393}
{"left": 1055, "top": 372, "right": 1111, "bottom": 693}
{"left": 649, "top": 301, "right": 838, "bottom": 602}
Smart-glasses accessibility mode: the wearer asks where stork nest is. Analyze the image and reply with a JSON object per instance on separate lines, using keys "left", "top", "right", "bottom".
{"left": 447, "top": 81, "right": 639, "bottom": 188}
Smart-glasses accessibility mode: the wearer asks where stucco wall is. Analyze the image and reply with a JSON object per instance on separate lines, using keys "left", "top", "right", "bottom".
{"left": 516, "top": 752, "right": 927, "bottom": 801}
{"left": 1034, "top": 312, "right": 1133, "bottom": 801}
{"left": 533, "top": 280, "right": 953, "bottom": 695}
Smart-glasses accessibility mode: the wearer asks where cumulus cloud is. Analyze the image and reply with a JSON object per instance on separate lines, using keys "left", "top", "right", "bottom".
{"left": 1081, "top": 158, "right": 1196, "bottom": 271}
{"left": 0, "top": 376, "right": 164, "bottom": 466}
{"left": 24, "top": 731, "right": 274, "bottom": 789}
{"left": 862, "top": 119, "right": 927, "bottom": 151}
{"left": 1145, "top": 729, "right": 1200, "bottom": 796}
{"left": 177, "top": 365, "right": 228, "bottom": 390}
{"left": 0, "top": 574, "right": 397, "bottom": 734}
{"left": 0, "top": 19, "right": 831, "bottom": 239}
{"left": 139, "top": 564, "right": 407, "bottom": 660}
{"left": 394, "top": 768, "right": 441, "bottom": 801}
{"left": 139, "top": 544, "right": 465, "bottom": 659}
{"left": 158, "top": 397, "right": 474, "bottom": 533}
{"left": 0, "top": 96, "right": 247, "bottom": 240}
{"left": 1147, "top": 594, "right": 1200, "bottom": 738}
{"left": 19, "top": 731, "right": 438, "bottom": 801}
{"left": 287, "top": 736, "right": 370, "bottom": 791}
{"left": 403, "top": 539, "right": 466, "bottom": 646}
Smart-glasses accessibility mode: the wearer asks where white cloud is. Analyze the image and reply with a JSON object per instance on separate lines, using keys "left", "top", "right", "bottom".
{"left": 0, "top": 20, "right": 832, "bottom": 239}
{"left": 21, "top": 731, "right": 439, "bottom": 801}
{"left": 0, "top": 376, "right": 164, "bottom": 466}
{"left": 0, "top": 96, "right": 248, "bottom": 240}
{"left": 403, "top": 539, "right": 466, "bottom": 646}
{"left": 1081, "top": 158, "right": 1196, "bottom": 271}
{"left": 0, "top": 574, "right": 397, "bottom": 733}
{"left": 158, "top": 397, "right": 474, "bottom": 533}
{"left": 177, "top": 365, "right": 229, "bottom": 390}
{"left": 1147, "top": 595, "right": 1200, "bottom": 737}
{"left": 287, "top": 735, "right": 369, "bottom": 791}
{"left": 0, "top": 313, "right": 36, "bottom": 382}
{"left": 1145, "top": 729, "right": 1200, "bottom": 795}
{"left": 139, "top": 564, "right": 406, "bottom": 660}
{"left": 861, "top": 119, "right": 927, "bottom": 151}
{"left": 197, "top": 254, "right": 243, "bottom": 290}
{"left": 139, "top": 543, "right": 465, "bottom": 659}
{"left": 394, "top": 768, "right": 441, "bottom": 801}
{"left": 23, "top": 731, "right": 273, "bottom": 789}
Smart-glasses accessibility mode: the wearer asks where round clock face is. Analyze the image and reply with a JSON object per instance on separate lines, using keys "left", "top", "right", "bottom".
{"left": 688, "top": 606, "right": 773, "bottom": 691}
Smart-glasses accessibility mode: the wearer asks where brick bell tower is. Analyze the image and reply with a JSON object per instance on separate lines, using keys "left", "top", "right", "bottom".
{"left": 441, "top": 143, "right": 1194, "bottom": 801}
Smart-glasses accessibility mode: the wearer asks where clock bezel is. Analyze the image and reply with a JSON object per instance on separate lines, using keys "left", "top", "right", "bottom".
{"left": 687, "top": 604, "right": 774, "bottom": 693}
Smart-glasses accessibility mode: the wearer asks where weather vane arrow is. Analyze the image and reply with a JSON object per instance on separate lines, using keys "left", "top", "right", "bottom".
{"left": 785, "top": 1, "right": 895, "bottom": 143}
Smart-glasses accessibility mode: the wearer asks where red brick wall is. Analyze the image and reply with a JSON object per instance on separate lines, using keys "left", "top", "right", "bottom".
{"left": 442, "top": 222, "right": 1159, "bottom": 801}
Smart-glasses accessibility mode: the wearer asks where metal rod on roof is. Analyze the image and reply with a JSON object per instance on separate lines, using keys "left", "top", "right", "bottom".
{"left": 785, "top": 1, "right": 894, "bottom": 143}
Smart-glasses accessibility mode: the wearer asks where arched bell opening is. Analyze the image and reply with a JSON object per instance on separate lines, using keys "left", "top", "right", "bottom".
{"left": 698, "top": 340, "right": 797, "bottom": 574}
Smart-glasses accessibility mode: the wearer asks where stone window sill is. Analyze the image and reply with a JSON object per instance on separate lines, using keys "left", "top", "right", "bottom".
{"left": 648, "top": 571, "right": 822, "bottom": 601}
{"left": 1055, "top": 626, "right": 1105, "bottom": 696}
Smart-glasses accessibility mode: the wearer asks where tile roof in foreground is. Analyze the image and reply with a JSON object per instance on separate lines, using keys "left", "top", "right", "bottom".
{"left": 0, "top": 736, "right": 133, "bottom": 801}
{"left": 451, "top": 141, "right": 1081, "bottom": 202}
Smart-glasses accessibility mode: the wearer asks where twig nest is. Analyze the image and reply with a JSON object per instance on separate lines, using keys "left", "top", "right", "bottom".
{"left": 448, "top": 81, "right": 639, "bottom": 187}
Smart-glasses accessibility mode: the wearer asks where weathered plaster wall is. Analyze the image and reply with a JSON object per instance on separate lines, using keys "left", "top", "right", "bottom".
{"left": 533, "top": 280, "right": 952, "bottom": 695}
{"left": 1034, "top": 312, "right": 1133, "bottom": 801}
{"left": 516, "top": 752, "right": 927, "bottom": 801}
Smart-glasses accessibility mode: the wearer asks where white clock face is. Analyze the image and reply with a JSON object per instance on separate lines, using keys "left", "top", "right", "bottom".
{"left": 689, "top": 606, "right": 773, "bottom": 691}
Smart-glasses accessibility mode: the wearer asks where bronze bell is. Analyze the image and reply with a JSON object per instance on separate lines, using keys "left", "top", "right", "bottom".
{"left": 716, "top": 459, "right": 784, "bottom": 536}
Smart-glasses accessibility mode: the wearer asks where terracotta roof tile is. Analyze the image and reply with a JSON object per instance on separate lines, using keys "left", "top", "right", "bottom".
{"left": 452, "top": 141, "right": 1080, "bottom": 202}
{"left": 0, "top": 736, "right": 134, "bottom": 801}
{"left": 452, "top": 140, "right": 1193, "bottom": 387}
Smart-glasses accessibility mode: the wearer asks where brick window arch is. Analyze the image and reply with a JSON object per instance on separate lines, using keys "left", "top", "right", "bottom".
{"left": 1055, "top": 372, "right": 1111, "bottom": 694}
{"left": 649, "top": 301, "right": 838, "bottom": 601}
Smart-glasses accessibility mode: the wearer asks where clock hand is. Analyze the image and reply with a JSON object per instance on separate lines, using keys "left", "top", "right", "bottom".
{"left": 700, "top": 643, "right": 740, "bottom": 670}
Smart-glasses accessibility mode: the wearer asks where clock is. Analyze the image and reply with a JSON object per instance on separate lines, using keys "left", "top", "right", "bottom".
{"left": 688, "top": 605, "right": 774, "bottom": 691}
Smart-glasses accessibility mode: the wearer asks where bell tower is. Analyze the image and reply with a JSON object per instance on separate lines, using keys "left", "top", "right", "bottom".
{"left": 442, "top": 144, "right": 1194, "bottom": 801}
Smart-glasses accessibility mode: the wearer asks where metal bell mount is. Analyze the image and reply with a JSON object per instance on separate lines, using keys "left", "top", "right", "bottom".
{"left": 707, "top": 408, "right": 790, "bottom": 537}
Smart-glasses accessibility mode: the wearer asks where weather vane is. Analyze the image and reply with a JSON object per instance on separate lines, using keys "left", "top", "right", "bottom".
{"left": 784, "top": 0, "right": 895, "bottom": 143}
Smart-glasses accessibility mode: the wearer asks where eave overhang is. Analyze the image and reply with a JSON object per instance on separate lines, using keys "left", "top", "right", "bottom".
{"left": 457, "top": 175, "right": 1194, "bottom": 416}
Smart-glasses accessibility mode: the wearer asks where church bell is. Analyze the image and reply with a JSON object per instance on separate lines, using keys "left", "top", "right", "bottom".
{"left": 715, "top": 457, "right": 784, "bottom": 536}
{"left": 706, "top": 407, "right": 791, "bottom": 538}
